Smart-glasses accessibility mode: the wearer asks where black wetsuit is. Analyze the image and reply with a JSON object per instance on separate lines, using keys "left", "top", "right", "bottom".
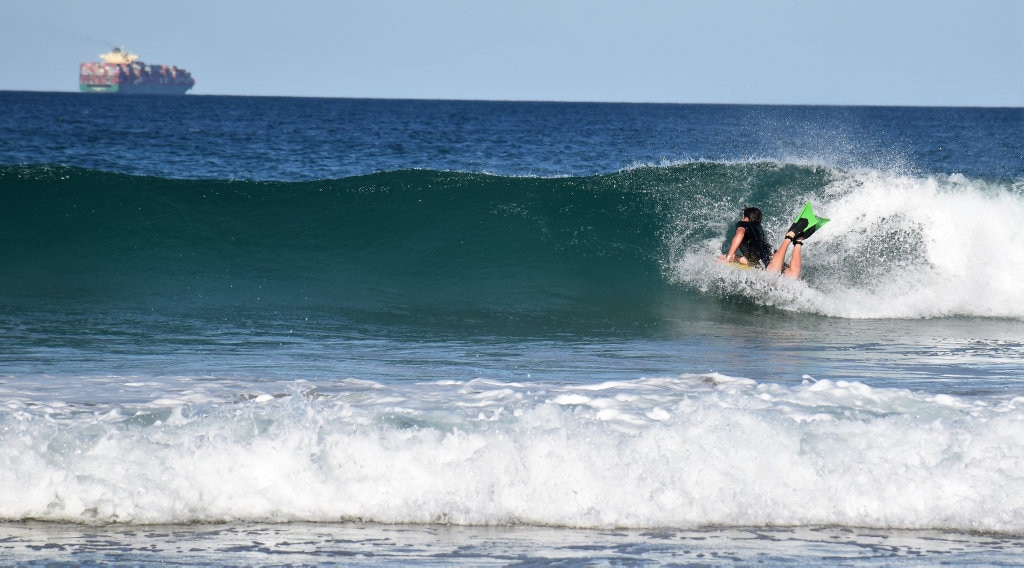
{"left": 735, "top": 220, "right": 772, "bottom": 268}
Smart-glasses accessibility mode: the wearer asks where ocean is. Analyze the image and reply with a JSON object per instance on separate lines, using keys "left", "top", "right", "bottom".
{"left": 0, "top": 91, "right": 1022, "bottom": 565}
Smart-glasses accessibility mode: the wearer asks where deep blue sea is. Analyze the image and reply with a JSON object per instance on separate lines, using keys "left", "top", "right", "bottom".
{"left": 1, "top": 91, "right": 1023, "bottom": 565}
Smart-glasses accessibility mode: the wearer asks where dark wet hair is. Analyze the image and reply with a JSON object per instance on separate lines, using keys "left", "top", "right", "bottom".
{"left": 743, "top": 207, "right": 762, "bottom": 224}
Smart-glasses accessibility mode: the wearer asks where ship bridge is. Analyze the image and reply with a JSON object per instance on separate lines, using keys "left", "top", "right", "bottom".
{"left": 99, "top": 47, "right": 140, "bottom": 65}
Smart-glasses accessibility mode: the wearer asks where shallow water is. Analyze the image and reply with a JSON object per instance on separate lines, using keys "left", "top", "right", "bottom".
{"left": 3, "top": 521, "right": 1024, "bottom": 566}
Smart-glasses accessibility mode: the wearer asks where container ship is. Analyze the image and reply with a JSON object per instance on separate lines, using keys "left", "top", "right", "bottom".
{"left": 80, "top": 47, "right": 195, "bottom": 95}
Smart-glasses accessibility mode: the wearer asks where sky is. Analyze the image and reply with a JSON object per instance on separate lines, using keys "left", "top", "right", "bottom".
{"left": 1, "top": 0, "right": 1021, "bottom": 107}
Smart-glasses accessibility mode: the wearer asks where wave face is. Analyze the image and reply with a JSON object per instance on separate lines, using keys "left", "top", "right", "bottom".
{"left": 3, "top": 163, "right": 1021, "bottom": 324}
{"left": 1, "top": 165, "right": 677, "bottom": 325}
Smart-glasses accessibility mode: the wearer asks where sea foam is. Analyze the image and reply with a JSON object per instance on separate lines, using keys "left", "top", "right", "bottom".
{"left": 3, "top": 375, "right": 1024, "bottom": 534}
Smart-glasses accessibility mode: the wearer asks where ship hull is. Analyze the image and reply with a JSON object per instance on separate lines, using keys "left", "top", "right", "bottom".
{"left": 79, "top": 83, "right": 193, "bottom": 95}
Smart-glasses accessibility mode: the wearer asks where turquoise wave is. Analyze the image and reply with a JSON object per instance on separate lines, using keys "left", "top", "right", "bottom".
{"left": 13, "top": 162, "right": 1020, "bottom": 323}
{"left": 0, "top": 163, "right": 831, "bottom": 304}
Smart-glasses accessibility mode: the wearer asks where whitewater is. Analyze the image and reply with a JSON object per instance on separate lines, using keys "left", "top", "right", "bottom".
{"left": 5, "top": 374, "right": 1024, "bottom": 533}
{"left": 1, "top": 92, "right": 1022, "bottom": 565}
{"left": 676, "top": 167, "right": 1024, "bottom": 319}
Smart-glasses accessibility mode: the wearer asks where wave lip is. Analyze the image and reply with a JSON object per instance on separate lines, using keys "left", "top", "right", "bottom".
{"left": 3, "top": 375, "right": 1024, "bottom": 534}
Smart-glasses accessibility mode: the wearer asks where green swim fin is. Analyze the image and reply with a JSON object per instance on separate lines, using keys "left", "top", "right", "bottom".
{"left": 788, "top": 202, "right": 829, "bottom": 240}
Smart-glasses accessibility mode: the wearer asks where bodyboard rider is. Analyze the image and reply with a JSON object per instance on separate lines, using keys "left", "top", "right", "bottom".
{"left": 720, "top": 202, "right": 829, "bottom": 279}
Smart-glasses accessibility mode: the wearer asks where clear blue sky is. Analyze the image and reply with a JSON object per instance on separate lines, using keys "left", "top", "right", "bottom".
{"left": 1, "top": 0, "right": 1021, "bottom": 106}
